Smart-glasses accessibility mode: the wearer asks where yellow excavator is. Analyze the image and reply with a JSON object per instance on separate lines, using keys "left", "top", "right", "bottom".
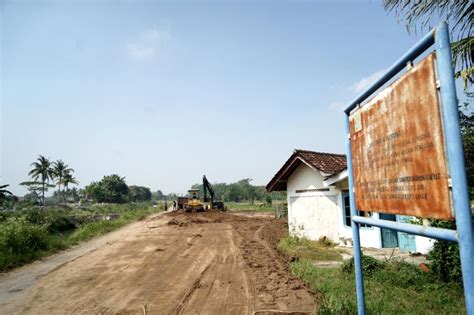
{"left": 184, "top": 175, "right": 225, "bottom": 212}
{"left": 184, "top": 189, "right": 204, "bottom": 212}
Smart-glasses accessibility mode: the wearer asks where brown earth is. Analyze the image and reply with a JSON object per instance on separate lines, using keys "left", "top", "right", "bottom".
{"left": 0, "top": 211, "right": 316, "bottom": 314}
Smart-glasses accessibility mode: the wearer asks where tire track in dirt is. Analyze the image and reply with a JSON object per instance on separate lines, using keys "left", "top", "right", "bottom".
{"left": 172, "top": 256, "right": 218, "bottom": 314}
{"left": 230, "top": 217, "right": 315, "bottom": 313}
{"left": 1, "top": 211, "right": 316, "bottom": 314}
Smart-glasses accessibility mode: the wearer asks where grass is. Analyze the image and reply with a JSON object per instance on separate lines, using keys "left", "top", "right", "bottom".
{"left": 0, "top": 203, "right": 162, "bottom": 271}
{"left": 291, "top": 259, "right": 465, "bottom": 314}
{"left": 278, "top": 233, "right": 466, "bottom": 314}
{"left": 66, "top": 206, "right": 154, "bottom": 245}
{"left": 278, "top": 235, "right": 344, "bottom": 261}
{"left": 226, "top": 201, "right": 276, "bottom": 212}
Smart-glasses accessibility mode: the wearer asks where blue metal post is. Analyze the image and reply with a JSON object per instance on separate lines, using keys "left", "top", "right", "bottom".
{"left": 435, "top": 22, "right": 474, "bottom": 314}
{"left": 344, "top": 116, "right": 366, "bottom": 315}
{"left": 352, "top": 215, "right": 459, "bottom": 243}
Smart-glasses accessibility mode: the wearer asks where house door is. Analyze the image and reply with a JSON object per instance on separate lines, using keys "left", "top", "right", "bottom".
{"left": 379, "top": 213, "right": 399, "bottom": 248}
{"left": 397, "top": 215, "right": 417, "bottom": 252}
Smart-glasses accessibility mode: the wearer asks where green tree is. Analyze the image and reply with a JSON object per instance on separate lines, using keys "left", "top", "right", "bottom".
{"left": 20, "top": 181, "right": 52, "bottom": 205}
{"left": 0, "top": 185, "right": 13, "bottom": 205}
{"left": 459, "top": 103, "right": 474, "bottom": 195}
{"left": 156, "top": 190, "right": 164, "bottom": 200}
{"left": 0, "top": 185, "right": 12, "bottom": 200}
{"left": 128, "top": 186, "right": 152, "bottom": 202}
{"left": 51, "top": 160, "right": 73, "bottom": 203}
{"left": 63, "top": 170, "right": 78, "bottom": 202}
{"left": 84, "top": 174, "right": 129, "bottom": 203}
{"left": 28, "top": 155, "right": 53, "bottom": 205}
{"left": 383, "top": 1, "right": 473, "bottom": 88}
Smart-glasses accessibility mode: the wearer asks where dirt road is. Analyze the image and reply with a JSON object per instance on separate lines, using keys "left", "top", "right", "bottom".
{"left": 0, "top": 211, "right": 316, "bottom": 314}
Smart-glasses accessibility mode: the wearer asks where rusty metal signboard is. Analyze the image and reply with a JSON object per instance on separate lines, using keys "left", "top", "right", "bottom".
{"left": 349, "top": 53, "right": 453, "bottom": 220}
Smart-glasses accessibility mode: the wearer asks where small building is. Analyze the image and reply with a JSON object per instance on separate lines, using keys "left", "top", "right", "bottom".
{"left": 266, "top": 149, "right": 433, "bottom": 254}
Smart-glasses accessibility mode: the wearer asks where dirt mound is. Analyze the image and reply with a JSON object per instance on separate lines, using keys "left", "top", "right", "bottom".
{"left": 166, "top": 218, "right": 188, "bottom": 227}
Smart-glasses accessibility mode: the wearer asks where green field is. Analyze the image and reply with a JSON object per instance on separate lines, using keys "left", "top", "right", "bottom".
{"left": 225, "top": 201, "right": 277, "bottom": 212}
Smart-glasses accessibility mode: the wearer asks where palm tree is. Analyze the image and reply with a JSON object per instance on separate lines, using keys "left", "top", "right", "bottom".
{"left": 383, "top": 1, "right": 473, "bottom": 89}
{"left": 62, "top": 170, "right": 78, "bottom": 202}
{"left": 0, "top": 184, "right": 13, "bottom": 201}
{"left": 52, "top": 160, "right": 73, "bottom": 202}
{"left": 28, "top": 155, "right": 53, "bottom": 205}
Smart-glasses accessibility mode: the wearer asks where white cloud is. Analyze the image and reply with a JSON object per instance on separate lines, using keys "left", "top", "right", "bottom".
{"left": 126, "top": 28, "right": 171, "bottom": 60}
{"left": 351, "top": 69, "right": 386, "bottom": 94}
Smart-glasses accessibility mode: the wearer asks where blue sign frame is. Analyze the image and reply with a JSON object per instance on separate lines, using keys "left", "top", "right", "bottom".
{"left": 344, "top": 23, "right": 474, "bottom": 314}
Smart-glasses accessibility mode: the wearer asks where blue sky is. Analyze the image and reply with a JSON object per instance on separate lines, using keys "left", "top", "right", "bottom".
{"left": 1, "top": 1, "right": 469, "bottom": 196}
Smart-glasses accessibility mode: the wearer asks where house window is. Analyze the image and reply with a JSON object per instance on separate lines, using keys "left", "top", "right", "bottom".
{"left": 342, "top": 193, "right": 372, "bottom": 228}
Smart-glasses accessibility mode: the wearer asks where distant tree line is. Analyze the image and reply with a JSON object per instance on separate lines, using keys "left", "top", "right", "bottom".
{"left": 0, "top": 155, "right": 159, "bottom": 209}
{"left": 190, "top": 178, "right": 285, "bottom": 204}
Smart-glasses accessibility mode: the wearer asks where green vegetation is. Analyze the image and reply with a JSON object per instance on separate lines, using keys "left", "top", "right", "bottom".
{"left": 428, "top": 219, "right": 462, "bottom": 284}
{"left": 51, "top": 160, "right": 75, "bottom": 203}
{"left": 459, "top": 103, "right": 474, "bottom": 199}
{"left": 27, "top": 155, "right": 55, "bottom": 205}
{"left": 0, "top": 203, "right": 163, "bottom": 271}
{"left": 226, "top": 201, "right": 275, "bottom": 212}
{"left": 278, "top": 235, "right": 343, "bottom": 261}
{"left": 18, "top": 155, "right": 78, "bottom": 205}
{"left": 191, "top": 178, "right": 286, "bottom": 204}
{"left": 128, "top": 185, "right": 152, "bottom": 203}
{"left": 278, "top": 232, "right": 465, "bottom": 314}
{"left": 291, "top": 258, "right": 465, "bottom": 314}
{"left": 84, "top": 174, "right": 129, "bottom": 203}
{"left": 383, "top": 1, "right": 472, "bottom": 88}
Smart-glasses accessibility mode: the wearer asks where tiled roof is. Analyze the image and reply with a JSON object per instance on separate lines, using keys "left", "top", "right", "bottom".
{"left": 296, "top": 149, "right": 347, "bottom": 175}
{"left": 266, "top": 149, "right": 347, "bottom": 192}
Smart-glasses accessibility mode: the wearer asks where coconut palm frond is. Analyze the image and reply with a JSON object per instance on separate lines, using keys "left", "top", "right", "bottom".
{"left": 383, "top": 1, "right": 474, "bottom": 89}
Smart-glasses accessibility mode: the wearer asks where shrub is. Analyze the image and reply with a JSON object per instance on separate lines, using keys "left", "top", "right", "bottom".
{"left": 22, "top": 208, "right": 78, "bottom": 233}
{"left": 318, "top": 236, "right": 336, "bottom": 247}
{"left": 0, "top": 217, "right": 52, "bottom": 269}
{"left": 265, "top": 195, "right": 272, "bottom": 205}
{"left": 428, "top": 220, "right": 462, "bottom": 283}
{"left": 341, "top": 255, "right": 385, "bottom": 277}
{"left": 375, "top": 259, "right": 433, "bottom": 289}
{"left": 278, "top": 235, "right": 343, "bottom": 261}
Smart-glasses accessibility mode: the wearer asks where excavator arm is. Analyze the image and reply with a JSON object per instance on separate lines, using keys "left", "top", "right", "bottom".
{"left": 202, "top": 175, "right": 215, "bottom": 206}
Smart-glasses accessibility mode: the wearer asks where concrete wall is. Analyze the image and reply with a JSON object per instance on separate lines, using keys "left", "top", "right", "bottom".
{"left": 286, "top": 163, "right": 382, "bottom": 248}
{"left": 287, "top": 164, "right": 340, "bottom": 241}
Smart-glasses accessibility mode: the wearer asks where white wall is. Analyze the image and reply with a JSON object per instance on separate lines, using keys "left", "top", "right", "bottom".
{"left": 287, "top": 162, "right": 326, "bottom": 193}
{"left": 415, "top": 236, "right": 435, "bottom": 254}
{"left": 337, "top": 209, "right": 382, "bottom": 248}
{"left": 287, "top": 163, "right": 340, "bottom": 242}
{"left": 286, "top": 163, "right": 382, "bottom": 248}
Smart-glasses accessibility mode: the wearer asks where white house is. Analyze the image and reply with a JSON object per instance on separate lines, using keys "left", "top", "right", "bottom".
{"left": 266, "top": 149, "right": 434, "bottom": 254}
